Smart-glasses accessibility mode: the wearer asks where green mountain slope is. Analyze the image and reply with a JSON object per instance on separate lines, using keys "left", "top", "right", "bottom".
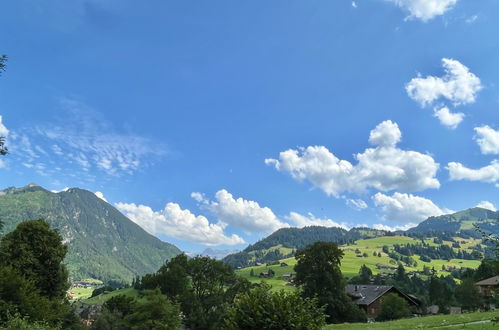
{"left": 223, "top": 226, "right": 387, "bottom": 268}
{"left": 0, "top": 184, "right": 181, "bottom": 284}
{"left": 407, "top": 207, "right": 499, "bottom": 236}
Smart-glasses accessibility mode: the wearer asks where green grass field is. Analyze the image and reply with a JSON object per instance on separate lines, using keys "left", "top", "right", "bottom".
{"left": 236, "top": 236, "right": 482, "bottom": 290}
{"left": 324, "top": 311, "right": 499, "bottom": 329}
{"left": 68, "top": 287, "right": 94, "bottom": 300}
{"left": 80, "top": 288, "right": 142, "bottom": 305}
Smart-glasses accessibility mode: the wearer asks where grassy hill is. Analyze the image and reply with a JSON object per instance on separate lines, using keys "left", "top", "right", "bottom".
{"left": 236, "top": 235, "right": 483, "bottom": 291}
{"left": 0, "top": 184, "right": 181, "bottom": 284}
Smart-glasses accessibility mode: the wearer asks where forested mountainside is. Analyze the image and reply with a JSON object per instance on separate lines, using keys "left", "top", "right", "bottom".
{"left": 0, "top": 184, "right": 181, "bottom": 284}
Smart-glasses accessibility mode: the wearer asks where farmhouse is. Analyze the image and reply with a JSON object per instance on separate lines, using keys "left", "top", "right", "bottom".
{"left": 475, "top": 276, "right": 499, "bottom": 297}
{"left": 346, "top": 285, "right": 420, "bottom": 318}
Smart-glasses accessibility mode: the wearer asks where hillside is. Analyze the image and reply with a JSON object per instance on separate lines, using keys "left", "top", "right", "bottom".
{"left": 223, "top": 226, "right": 387, "bottom": 268}
{"left": 236, "top": 235, "right": 483, "bottom": 291}
{"left": 408, "top": 207, "right": 499, "bottom": 236}
{"left": 0, "top": 184, "right": 181, "bottom": 284}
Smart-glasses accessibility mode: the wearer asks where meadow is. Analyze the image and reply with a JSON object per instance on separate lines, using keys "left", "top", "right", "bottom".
{"left": 235, "top": 235, "right": 482, "bottom": 290}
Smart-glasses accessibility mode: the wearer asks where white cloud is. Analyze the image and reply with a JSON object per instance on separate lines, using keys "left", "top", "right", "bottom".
{"left": 476, "top": 201, "right": 496, "bottom": 211}
{"left": 285, "top": 212, "right": 349, "bottom": 230}
{"left": 0, "top": 116, "right": 9, "bottom": 136}
{"left": 474, "top": 126, "right": 499, "bottom": 155}
{"left": 372, "top": 192, "right": 451, "bottom": 223}
{"left": 352, "top": 1, "right": 358, "bottom": 8}
{"left": 94, "top": 191, "right": 108, "bottom": 202}
{"left": 18, "top": 98, "right": 165, "bottom": 177}
{"left": 368, "top": 120, "right": 401, "bottom": 147}
{"left": 465, "top": 15, "right": 478, "bottom": 24}
{"left": 346, "top": 198, "right": 368, "bottom": 210}
{"left": 448, "top": 161, "right": 499, "bottom": 184}
{"left": 195, "top": 189, "right": 289, "bottom": 234}
{"left": 406, "top": 58, "right": 482, "bottom": 107}
{"left": 433, "top": 107, "right": 464, "bottom": 129}
{"left": 115, "top": 202, "right": 245, "bottom": 246}
{"left": 372, "top": 223, "right": 417, "bottom": 232}
{"left": 51, "top": 187, "right": 69, "bottom": 193}
{"left": 266, "top": 120, "right": 439, "bottom": 197}
{"left": 386, "top": 0, "right": 458, "bottom": 21}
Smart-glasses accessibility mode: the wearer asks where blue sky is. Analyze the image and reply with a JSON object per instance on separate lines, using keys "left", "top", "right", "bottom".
{"left": 1, "top": 0, "right": 498, "bottom": 253}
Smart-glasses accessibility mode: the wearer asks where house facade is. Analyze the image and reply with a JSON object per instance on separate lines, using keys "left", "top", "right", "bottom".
{"left": 346, "top": 284, "right": 420, "bottom": 318}
{"left": 475, "top": 275, "right": 499, "bottom": 297}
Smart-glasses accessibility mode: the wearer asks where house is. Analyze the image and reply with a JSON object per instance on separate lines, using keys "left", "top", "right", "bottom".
{"left": 280, "top": 262, "right": 288, "bottom": 267}
{"left": 475, "top": 276, "right": 499, "bottom": 297}
{"left": 281, "top": 273, "right": 293, "bottom": 280}
{"left": 346, "top": 285, "right": 421, "bottom": 318}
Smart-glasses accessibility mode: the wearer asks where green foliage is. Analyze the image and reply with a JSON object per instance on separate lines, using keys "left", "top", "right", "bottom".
{"left": 0, "top": 219, "right": 69, "bottom": 299}
{"left": 91, "top": 286, "right": 116, "bottom": 298}
{"left": 141, "top": 255, "right": 251, "bottom": 329}
{"left": 0, "top": 314, "right": 57, "bottom": 330}
{"left": 0, "top": 185, "right": 181, "bottom": 283}
{"left": 92, "top": 290, "right": 180, "bottom": 330}
{"left": 294, "top": 242, "right": 366, "bottom": 323}
{"left": 377, "top": 293, "right": 410, "bottom": 321}
{"left": 223, "top": 284, "right": 326, "bottom": 330}
{"left": 455, "top": 278, "right": 482, "bottom": 311}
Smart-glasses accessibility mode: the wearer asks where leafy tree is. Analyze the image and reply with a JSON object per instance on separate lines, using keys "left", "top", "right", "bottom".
{"left": 223, "top": 284, "right": 326, "bottom": 330}
{"left": 455, "top": 278, "right": 482, "bottom": 311}
{"left": 91, "top": 286, "right": 116, "bottom": 298}
{"left": 123, "top": 289, "right": 181, "bottom": 330}
{"left": 349, "top": 264, "right": 372, "bottom": 285}
{"left": 294, "top": 242, "right": 365, "bottom": 323}
{"left": 377, "top": 293, "right": 410, "bottom": 321}
{"left": 250, "top": 268, "right": 255, "bottom": 277}
{"left": 428, "top": 275, "right": 454, "bottom": 312}
{"left": 474, "top": 259, "right": 499, "bottom": 281}
{"left": 0, "top": 219, "right": 69, "bottom": 299}
{"left": 0, "top": 314, "right": 57, "bottom": 330}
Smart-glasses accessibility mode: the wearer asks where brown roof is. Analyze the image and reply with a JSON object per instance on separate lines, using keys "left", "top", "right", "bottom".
{"left": 475, "top": 276, "right": 499, "bottom": 286}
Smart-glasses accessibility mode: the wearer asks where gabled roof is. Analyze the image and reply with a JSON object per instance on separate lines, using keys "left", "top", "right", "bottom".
{"left": 346, "top": 284, "right": 419, "bottom": 307}
{"left": 476, "top": 276, "right": 499, "bottom": 286}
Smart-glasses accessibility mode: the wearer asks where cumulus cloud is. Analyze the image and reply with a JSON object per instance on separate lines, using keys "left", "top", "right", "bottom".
{"left": 433, "top": 107, "right": 464, "bottom": 129}
{"left": 352, "top": 1, "right": 358, "bottom": 8}
{"left": 266, "top": 120, "right": 439, "bottom": 197}
{"left": 406, "top": 58, "right": 482, "bottom": 108}
{"left": 51, "top": 187, "right": 69, "bottom": 193}
{"left": 285, "top": 212, "right": 349, "bottom": 230}
{"left": 448, "top": 161, "right": 499, "bottom": 184}
{"left": 0, "top": 116, "right": 9, "bottom": 136}
{"left": 372, "top": 223, "right": 417, "bottom": 232}
{"left": 386, "top": 0, "right": 458, "bottom": 21}
{"left": 94, "top": 191, "right": 108, "bottom": 202}
{"left": 372, "top": 192, "right": 451, "bottom": 223}
{"left": 476, "top": 201, "right": 496, "bottom": 211}
{"left": 474, "top": 126, "right": 499, "bottom": 155}
{"left": 116, "top": 202, "right": 245, "bottom": 246}
{"left": 194, "top": 189, "right": 289, "bottom": 234}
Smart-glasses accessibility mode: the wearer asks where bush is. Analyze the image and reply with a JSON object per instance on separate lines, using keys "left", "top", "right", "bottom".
{"left": 377, "top": 293, "right": 410, "bottom": 321}
{"left": 223, "top": 284, "right": 326, "bottom": 330}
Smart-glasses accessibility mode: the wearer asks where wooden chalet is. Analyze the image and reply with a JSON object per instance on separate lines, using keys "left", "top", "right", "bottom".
{"left": 346, "top": 285, "right": 421, "bottom": 318}
{"left": 475, "top": 275, "right": 499, "bottom": 297}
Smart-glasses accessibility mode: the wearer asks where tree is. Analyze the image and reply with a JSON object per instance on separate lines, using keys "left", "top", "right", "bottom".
{"left": 0, "top": 55, "right": 6, "bottom": 75}
{"left": 223, "top": 284, "right": 326, "bottom": 330}
{"left": 294, "top": 242, "right": 365, "bottom": 323}
{"left": 0, "top": 219, "right": 69, "bottom": 299}
{"left": 455, "top": 278, "right": 482, "bottom": 311}
{"left": 377, "top": 293, "right": 410, "bottom": 321}
{"left": 123, "top": 289, "right": 181, "bottom": 330}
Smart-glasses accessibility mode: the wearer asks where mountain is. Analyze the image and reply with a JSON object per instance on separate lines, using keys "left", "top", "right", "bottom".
{"left": 0, "top": 184, "right": 181, "bottom": 284}
{"left": 407, "top": 207, "right": 499, "bottom": 236}
{"left": 223, "top": 226, "right": 387, "bottom": 268}
{"left": 199, "top": 248, "right": 239, "bottom": 260}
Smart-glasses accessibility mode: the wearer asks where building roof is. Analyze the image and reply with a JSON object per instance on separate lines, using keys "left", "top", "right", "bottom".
{"left": 475, "top": 276, "right": 499, "bottom": 286}
{"left": 346, "top": 284, "right": 419, "bottom": 307}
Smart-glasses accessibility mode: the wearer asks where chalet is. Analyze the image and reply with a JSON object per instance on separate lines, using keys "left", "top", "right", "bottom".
{"left": 475, "top": 276, "right": 499, "bottom": 297}
{"left": 281, "top": 273, "right": 293, "bottom": 280}
{"left": 259, "top": 271, "right": 270, "bottom": 278}
{"left": 346, "top": 285, "right": 421, "bottom": 318}
{"left": 280, "top": 262, "right": 288, "bottom": 267}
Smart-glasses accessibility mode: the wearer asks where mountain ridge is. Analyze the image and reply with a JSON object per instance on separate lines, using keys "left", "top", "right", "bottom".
{"left": 0, "top": 184, "right": 181, "bottom": 284}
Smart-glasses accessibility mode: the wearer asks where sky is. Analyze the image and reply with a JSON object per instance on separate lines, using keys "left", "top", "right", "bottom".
{"left": 0, "top": 0, "right": 498, "bottom": 253}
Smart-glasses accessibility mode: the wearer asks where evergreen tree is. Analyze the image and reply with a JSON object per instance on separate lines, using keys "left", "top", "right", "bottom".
{"left": 455, "top": 278, "right": 482, "bottom": 311}
{"left": 377, "top": 294, "right": 410, "bottom": 321}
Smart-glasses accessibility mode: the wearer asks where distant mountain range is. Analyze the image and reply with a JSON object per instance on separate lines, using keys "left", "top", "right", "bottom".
{"left": 0, "top": 184, "right": 181, "bottom": 284}
{"left": 223, "top": 207, "right": 498, "bottom": 268}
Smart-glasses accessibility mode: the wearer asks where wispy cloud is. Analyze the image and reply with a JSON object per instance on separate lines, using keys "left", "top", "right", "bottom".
{"left": 11, "top": 97, "right": 166, "bottom": 178}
